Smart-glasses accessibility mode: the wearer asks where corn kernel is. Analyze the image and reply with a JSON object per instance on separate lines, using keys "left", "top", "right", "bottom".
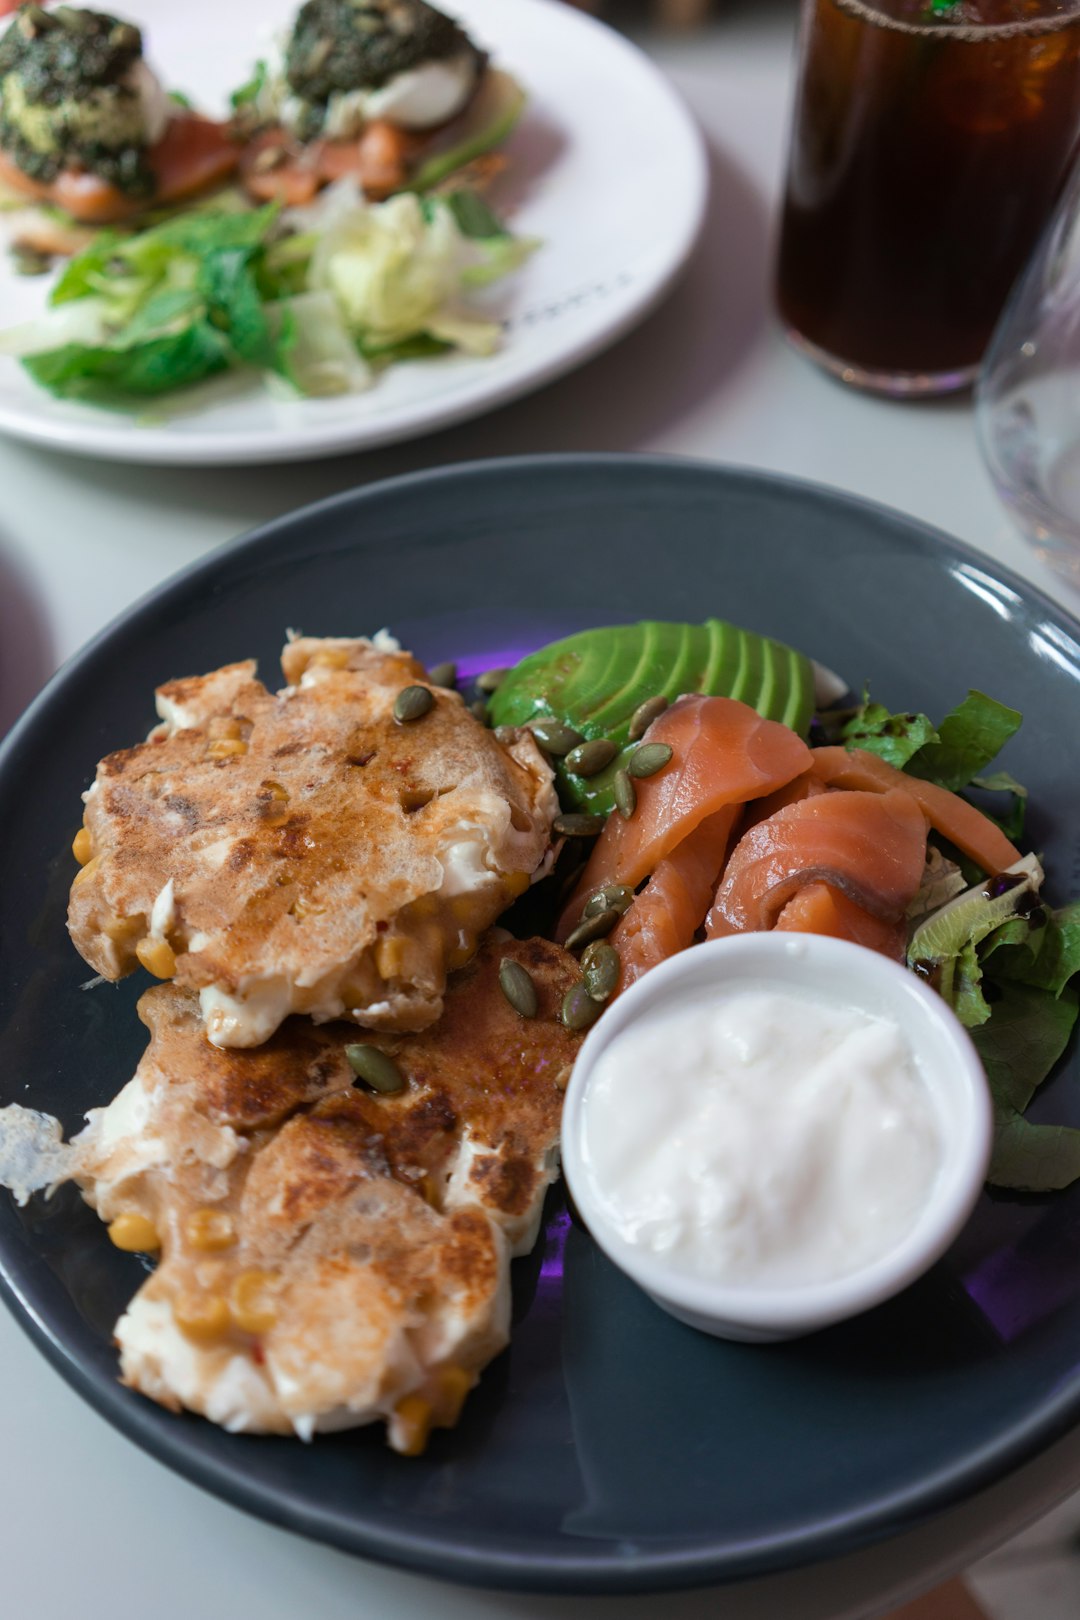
{"left": 174, "top": 1293, "right": 231, "bottom": 1343}
{"left": 136, "top": 936, "right": 176, "bottom": 979}
{"left": 206, "top": 738, "right": 247, "bottom": 760}
{"left": 432, "top": 1365, "right": 473, "bottom": 1429}
{"left": 229, "top": 1269, "right": 278, "bottom": 1334}
{"left": 312, "top": 648, "right": 350, "bottom": 669}
{"left": 72, "top": 855, "right": 100, "bottom": 887}
{"left": 72, "top": 826, "right": 93, "bottom": 866}
{"left": 375, "top": 935, "right": 408, "bottom": 980}
{"left": 449, "top": 894, "right": 480, "bottom": 927}
{"left": 107, "top": 1213, "right": 160, "bottom": 1253}
{"left": 391, "top": 1394, "right": 433, "bottom": 1457}
{"left": 104, "top": 914, "right": 142, "bottom": 950}
{"left": 445, "top": 936, "right": 476, "bottom": 973}
{"left": 505, "top": 870, "right": 531, "bottom": 899}
{"left": 185, "top": 1208, "right": 236, "bottom": 1252}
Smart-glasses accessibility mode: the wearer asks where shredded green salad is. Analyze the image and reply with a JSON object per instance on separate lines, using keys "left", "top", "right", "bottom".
{"left": 0, "top": 181, "right": 535, "bottom": 405}
{"left": 824, "top": 687, "right": 1080, "bottom": 1193}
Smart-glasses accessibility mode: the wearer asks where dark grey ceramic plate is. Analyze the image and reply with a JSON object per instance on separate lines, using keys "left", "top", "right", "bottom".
{"left": 2, "top": 456, "right": 1080, "bottom": 1595}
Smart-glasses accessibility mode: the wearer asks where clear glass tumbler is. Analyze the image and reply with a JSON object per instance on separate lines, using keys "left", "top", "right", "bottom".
{"left": 977, "top": 154, "right": 1080, "bottom": 580}
{"left": 775, "top": 0, "right": 1080, "bottom": 398}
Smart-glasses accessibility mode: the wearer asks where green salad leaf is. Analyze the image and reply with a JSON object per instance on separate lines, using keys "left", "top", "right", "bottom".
{"left": 840, "top": 688, "right": 1022, "bottom": 790}
{"left": 970, "top": 981, "right": 1080, "bottom": 1190}
{"left": 985, "top": 900, "right": 1080, "bottom": 999}
{"left": 970, "top": 770, "right": 1028, "bottom": 842}
{"left": 840, "top": 696, "right": 938, "bottom": 769}
{"left": 23, "top": 323, "right": 232, "bottom": 400}
{"left": 445, "top": 188, "right": 506, "bottom": 241}
{"left": 907, "top": 856, "right": 1045, "bottom": 1029}
{"left": 907, "top": 690, "right": 1022, "bottom": 792}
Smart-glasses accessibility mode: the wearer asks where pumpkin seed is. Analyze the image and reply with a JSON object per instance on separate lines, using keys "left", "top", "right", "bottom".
{"left": 394, "top": 685, "right": 434, "bottom": 723}
{"left": 499, "top": 958, "right": 538, "bottom": 1019}
{"left": 564, "top": 738, "right": 619, "bottom": 777}
{"left": 553, "top": 812, "right": 606, "bottom": 839}
{"left": 582, "top": 884, "right": 632, "bottom": 920}
{"left": 582, "top": 944, "right": 620, "bottom": 1002}
{"left": 628, "top": 694, "right": 669, "bottom": 741}
{"left": 470, "top": 698, "right": 488, "bottom": 724}
{"left": 561, "top": 981, "right": 603, "bottom": 1032}
{"left": 476, "top": 666, "right": 509, "bottom": 693}
{"left": 345, "top": 1044, "right": 405, "bottom": 1094}
{"left": 565, "top": 908, "right": 620, "bottom": 951}
{"left": 427, "top": 661, "right": 457, "bottom": 689}
{"left": 628, "top": 742, "right": 674, "bottom": 779}
{"left": 529, "top": 719, "right": 584, "bottom": 757}
{"left": 613, "top": 768, "right": 636, "bottom": 820}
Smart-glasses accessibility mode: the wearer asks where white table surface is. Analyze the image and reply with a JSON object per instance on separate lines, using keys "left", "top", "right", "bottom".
{"left": 4, "top": 3, "right": 1080, "bottom": 1616}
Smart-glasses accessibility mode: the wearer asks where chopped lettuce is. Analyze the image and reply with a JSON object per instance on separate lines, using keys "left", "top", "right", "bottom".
{"left": 298, "top": 185, "right": 523, "bottom": 359}
{"left": 265, "top": 292, "right": 370, "bottom": 397}
{"left": 4, "top": 181, "right": 534, "bottom": 405}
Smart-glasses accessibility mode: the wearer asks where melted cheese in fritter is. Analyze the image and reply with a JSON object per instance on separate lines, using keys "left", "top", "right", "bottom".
{"left": 0, "top": 938, "right": 582, "bottom": 1451}
{"left": 67, "top": 637, "right": 558, "bottom": 1047}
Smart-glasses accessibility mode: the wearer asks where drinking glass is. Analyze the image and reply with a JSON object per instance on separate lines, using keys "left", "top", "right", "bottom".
{"left": 977, "top": 154, "right": 1080, "bottom": 579}
{"left": 775, "top": 0, "right": 1080, "bottom": 398}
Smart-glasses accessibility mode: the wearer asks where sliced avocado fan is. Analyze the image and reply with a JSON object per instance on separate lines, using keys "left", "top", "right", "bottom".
{"left": 488, "top": 619, "right": 816, "bottom": 815}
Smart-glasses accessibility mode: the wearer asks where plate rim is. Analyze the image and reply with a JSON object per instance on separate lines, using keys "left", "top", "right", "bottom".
{"left": 3, "top": 452, "right": 1080, "bottom": 1594}
{"left": 0, "top": 0, "right": 709, "bottom": 467}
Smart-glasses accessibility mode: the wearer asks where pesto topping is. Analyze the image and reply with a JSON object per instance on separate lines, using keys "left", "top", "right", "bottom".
{"left": 0, "top": 6, "right": 154, "bottom": 194}
{"left": 286, "top": 0, "right": 473, "bottom": 103}
{"left": 0, "top": 7, "right": 143, "bottom": 103}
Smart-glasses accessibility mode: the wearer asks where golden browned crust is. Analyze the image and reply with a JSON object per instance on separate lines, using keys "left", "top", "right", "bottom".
{"left": 68, "top": 637, "right": 557, "bottom": 1045}
{"left": 70, "top": 936, "right": 584, "bottom": 1447}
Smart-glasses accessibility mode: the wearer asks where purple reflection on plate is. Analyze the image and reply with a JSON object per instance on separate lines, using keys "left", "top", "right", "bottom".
{"left": 539, "top": 1206, "right": 571, "bottom": 1290}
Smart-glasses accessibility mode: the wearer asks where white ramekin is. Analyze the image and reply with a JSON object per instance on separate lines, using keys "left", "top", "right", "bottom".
{"left": 561, "top": 932, "right": 993, "bottom": 1343}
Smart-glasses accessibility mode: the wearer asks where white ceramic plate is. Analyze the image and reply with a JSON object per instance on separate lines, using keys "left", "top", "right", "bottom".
{"left": 0, "top": 0, "right": 707, "bottom": 465}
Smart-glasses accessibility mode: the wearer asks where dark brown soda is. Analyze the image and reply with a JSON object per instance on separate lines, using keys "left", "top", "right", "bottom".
{"left": 776, "top": 0, "right": 1080, "bottom": 382}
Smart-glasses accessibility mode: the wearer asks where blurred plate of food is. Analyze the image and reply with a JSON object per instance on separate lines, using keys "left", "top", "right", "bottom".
{"left": 0, "top": 0, "right": 707, "bottom": 464}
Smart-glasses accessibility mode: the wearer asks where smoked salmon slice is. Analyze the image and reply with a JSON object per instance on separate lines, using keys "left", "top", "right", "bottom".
{"left": 610, "top": 807, "right": 738, "bottom": 992}
{"left": 705, "top": 788, "right": 928, "bottom": 938}
{"left": 0, "top": 115, "right": 237, "bottom": 226}
{"left": 241, "top": 121, "right": 418, "bottom": 205}
{"left": 810, "top": 746, "right": 1021, "bottom": 875}
{"left": 558, "top": 696, "right": 812, "bottom": 941}
{"left": 742, "top": 767, "right": 828, "bottom": 829}
{"left": 774, "top": 881, "right": 906, "bottom": 959}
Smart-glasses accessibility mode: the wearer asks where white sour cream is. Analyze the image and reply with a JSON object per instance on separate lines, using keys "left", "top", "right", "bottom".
{"left": 579, "top": 987, "right": 942, "bottom": 1289}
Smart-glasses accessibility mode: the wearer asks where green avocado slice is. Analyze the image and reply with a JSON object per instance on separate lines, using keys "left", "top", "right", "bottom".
{"left": 411, "top": 69, "right": 526, "bottom": 194}
{"left": 488, "top": 619, "right": 816, "bottom": 814}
